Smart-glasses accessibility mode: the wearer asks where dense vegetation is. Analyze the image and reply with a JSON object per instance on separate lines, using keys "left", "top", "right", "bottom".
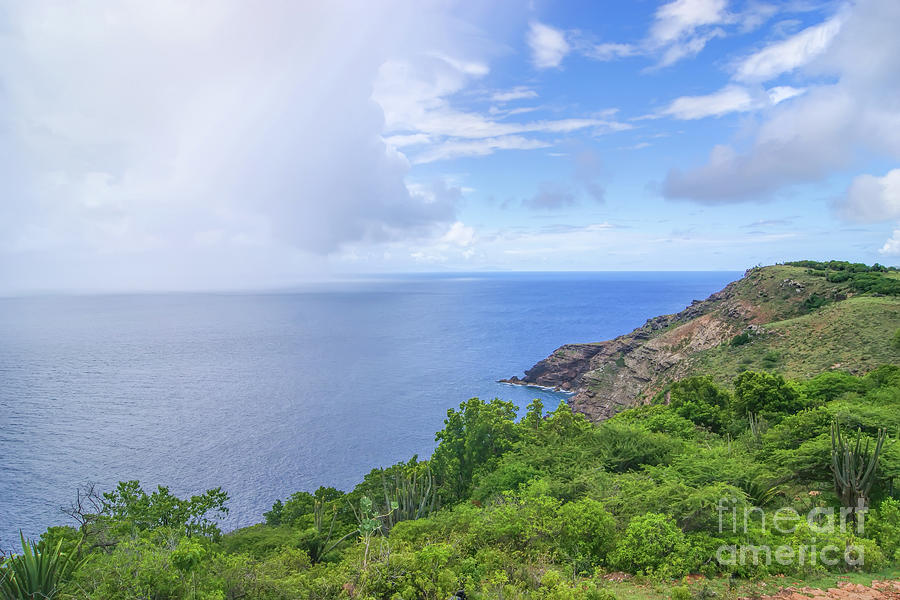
{"left": 4, "top": 366, "right": 899, "bottom": 600}
{"left": 784, "top": 261, "right": 900, "bottom": 296}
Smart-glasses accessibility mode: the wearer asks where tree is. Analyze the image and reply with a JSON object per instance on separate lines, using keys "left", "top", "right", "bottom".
{"left": 101, "top": 481, "right": 229, "bottom": 539}
{"left": 733, "top": 371, "right": 805, "bottom": 421}
{"left": 668, "top": 376, "right": 731, "bottom": 432}
{"left": 431, "top": 397, "right": 519, "bottom": 501}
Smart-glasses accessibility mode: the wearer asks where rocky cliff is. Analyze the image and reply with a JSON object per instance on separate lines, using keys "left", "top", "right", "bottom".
{"left": 501, "top": 264, "right": 900, "bottom": 421}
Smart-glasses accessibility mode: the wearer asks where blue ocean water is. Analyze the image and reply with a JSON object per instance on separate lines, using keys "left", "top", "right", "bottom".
{"left": 0, "top": 271, "right": 739, "bottom": 544}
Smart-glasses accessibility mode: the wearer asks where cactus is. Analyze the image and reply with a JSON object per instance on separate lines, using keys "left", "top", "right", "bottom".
{"left": 380, "top": 465, "right": 435, "bottom": 530}
{"left": 748, "top": 412, "right": 765, "bottom": 445}
{"left": 830, "top": 421, "right": 886, "bottom": 518}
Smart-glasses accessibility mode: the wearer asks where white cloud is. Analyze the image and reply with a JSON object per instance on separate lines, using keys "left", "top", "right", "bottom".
{"left": 734, "top": 14, "right": 843, "bottom": 81}
{"left": 650, "top": 0, "right": 729, "bottom": 44}
{"left": 374, "top": 53, "right": 630, "bottom": 164}
{"left": 528, "top": 22, "right": 570, "bottom": 69}
{"left": 766, "top": 85, "right": 806, "bottom": 104}
{"left": 491, "top": 87, "right": 538, "bottom": 102}
{"left": 649, "top": 0, "right": 730, "bottom": 66}
{"left": 383, "top": 133, "right": 432, "bottom": 148}
{"left": 663, "top": 0, "right": 900, "bottom": 204}
{"left": 584, "top": 43, "right": 638, "bottom": 61}
{"left": 880, "top": 228, "right": 900, "bottom": 256}
{"left": 0, "top": 1, "right": 481, "bottom": 292}
{"left": 659, "top": 84, "right": 806, "bottom": 120}
{"left": 412, "top": 136, "right": 549, "bottom": 165}
{"left": 657, "top": 27, "right": 727, "bottom": 67}
{"left": 837, "top": 169, "right": 900, "bottom": 222}
{"left": 440, "top": 221, "right": 476, "bottom": 247}
{"left": 661, "top": 86, "right": 758, "bottom": 119}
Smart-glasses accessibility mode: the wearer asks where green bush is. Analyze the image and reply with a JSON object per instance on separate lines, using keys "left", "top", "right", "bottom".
{"left": 670, "top": 585, "right": 691, "bottom": 600}
{"left": 869, "top": 497, "right": 900, "bottom": 561}
{"left": 593, "top": 423, "right": 680, "bottom": 472}
{"left": 733, "top": 371, "right": 805, "bottom": 421}
{"left": 668, "top": 376, "right": 731, "bottom": 432}
{"left": 557, "top": 498, "right": 617, "bottom": 566}
{"left": 610, "top": 513, "right": 688, "bottom": 577}
{"left": 730, "top": 332, "right": 751, "bottom": 346}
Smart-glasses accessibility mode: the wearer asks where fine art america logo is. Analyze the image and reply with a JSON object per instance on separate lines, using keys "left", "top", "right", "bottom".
{"left": 714, "top": 495, "right": 868, "bottom": 568}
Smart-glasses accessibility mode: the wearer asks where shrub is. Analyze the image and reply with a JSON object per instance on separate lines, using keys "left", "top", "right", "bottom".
{"left": 670, "top": 585, "right": 691, "bottom": 600}
{"left": 668, "top": 376, "right": 731, "bottom": 432}
{"left": 610, "top": 513, "right": 688, "bottom": 577}
{"left": 557, "top": 498, "right": 617, "bottom": 566}
{"left": 869, "top": 498, "right": 900, "bottom": 561}
{"left": 0, "top": 533, "right": 76, "bottom": 600}
{"left": 803, "top": 294, "right": 829, "bottom": 312}
{"left": 593, "top": 423, "right": 680, "bottom": 472}
{"left": 733, "top": 371, "right": 805, "bottom": 421}
{"left": 730, "top": 332, "right": 751, "bottom": 346}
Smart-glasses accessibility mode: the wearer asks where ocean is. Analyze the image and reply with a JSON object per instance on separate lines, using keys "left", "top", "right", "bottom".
{"left": 0, "top": 271, "right": 739, "bottom": 544}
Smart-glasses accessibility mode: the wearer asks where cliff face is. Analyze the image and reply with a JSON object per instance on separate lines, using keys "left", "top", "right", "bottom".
{"left": 502, "top": 265, "right": 900, "bottom": 421}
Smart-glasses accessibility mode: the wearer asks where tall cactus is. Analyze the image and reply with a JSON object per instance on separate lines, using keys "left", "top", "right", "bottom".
{"left": 380, "top": 465, "right": 435, "bottom": 530}
{"left": 830, "top": 421, "right": 886, "bottom": 518}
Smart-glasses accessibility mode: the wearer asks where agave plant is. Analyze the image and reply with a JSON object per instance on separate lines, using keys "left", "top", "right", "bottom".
{"left": 0, "top": 532, "right": 74, "bottom": 600}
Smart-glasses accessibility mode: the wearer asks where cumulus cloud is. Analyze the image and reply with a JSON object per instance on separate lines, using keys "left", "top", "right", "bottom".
{"left": 528, "top": 22, "right": 570, "bottom": 69}
{"left": 880, "top": 228, "right": 900, "bottom": 256}
{"left": 0, "top": 1, "right": 478, "bottom": 291}
{"left": 837, "top": 169, "right": 900, "bottom": 223}
{"left": 662, "top": 0, "right": 900, "bottom": 204}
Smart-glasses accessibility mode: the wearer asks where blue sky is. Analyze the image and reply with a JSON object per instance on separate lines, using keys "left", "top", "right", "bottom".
{"left": 1, "top": 0, "right": 899, "bottom": 291}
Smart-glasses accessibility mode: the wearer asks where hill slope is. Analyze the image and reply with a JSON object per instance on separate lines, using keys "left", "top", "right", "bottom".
{"left": 502, "top": 263, "right": 900, "bottom": 421}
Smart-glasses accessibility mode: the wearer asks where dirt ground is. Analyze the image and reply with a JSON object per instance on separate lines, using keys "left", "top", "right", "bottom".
{"left": 752, "top": 580, "right": 900, "bottom": 600}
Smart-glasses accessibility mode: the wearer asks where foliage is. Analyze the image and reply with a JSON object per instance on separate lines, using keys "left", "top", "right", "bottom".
{"left": 869, "top": 498, "right": 900, "bottom": 561}
{"left": 557, "top": 498, "right": 617, "bottom": 567}
{"left": 667, "top": 376, "right": 731, "bottom": 432}
{"left": 101, "top": 480, "right": 229, "bottom": 539}
{"left": 0, "top": 533, "right": 75, "bottom": 600}
{"left": 733, "top": 371, "right": 806, "bottom": 421}
{"left": 610, "top": 513, "right": 688, "bottom": 577}
{"left": 431, "top": 397, "right": 519, "bottom": 501}
{"left": 730, "top": 332, "right": 751, "bottom": 346}
{"left": 15, "top": 364, "right": 900, "bottom": 597}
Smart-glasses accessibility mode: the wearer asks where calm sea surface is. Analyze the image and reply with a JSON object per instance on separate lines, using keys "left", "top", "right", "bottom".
{"left": 0, "top": 271, "right": 739, "bottom": 544}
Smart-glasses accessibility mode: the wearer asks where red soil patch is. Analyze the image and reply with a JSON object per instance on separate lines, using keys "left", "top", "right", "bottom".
{"left": 747, "top": 580, "right": 900, "bottom": 600}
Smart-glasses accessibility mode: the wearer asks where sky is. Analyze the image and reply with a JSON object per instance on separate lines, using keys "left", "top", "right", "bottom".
{"left": 1, "top": 0, "right": 899, "bottom": 293}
